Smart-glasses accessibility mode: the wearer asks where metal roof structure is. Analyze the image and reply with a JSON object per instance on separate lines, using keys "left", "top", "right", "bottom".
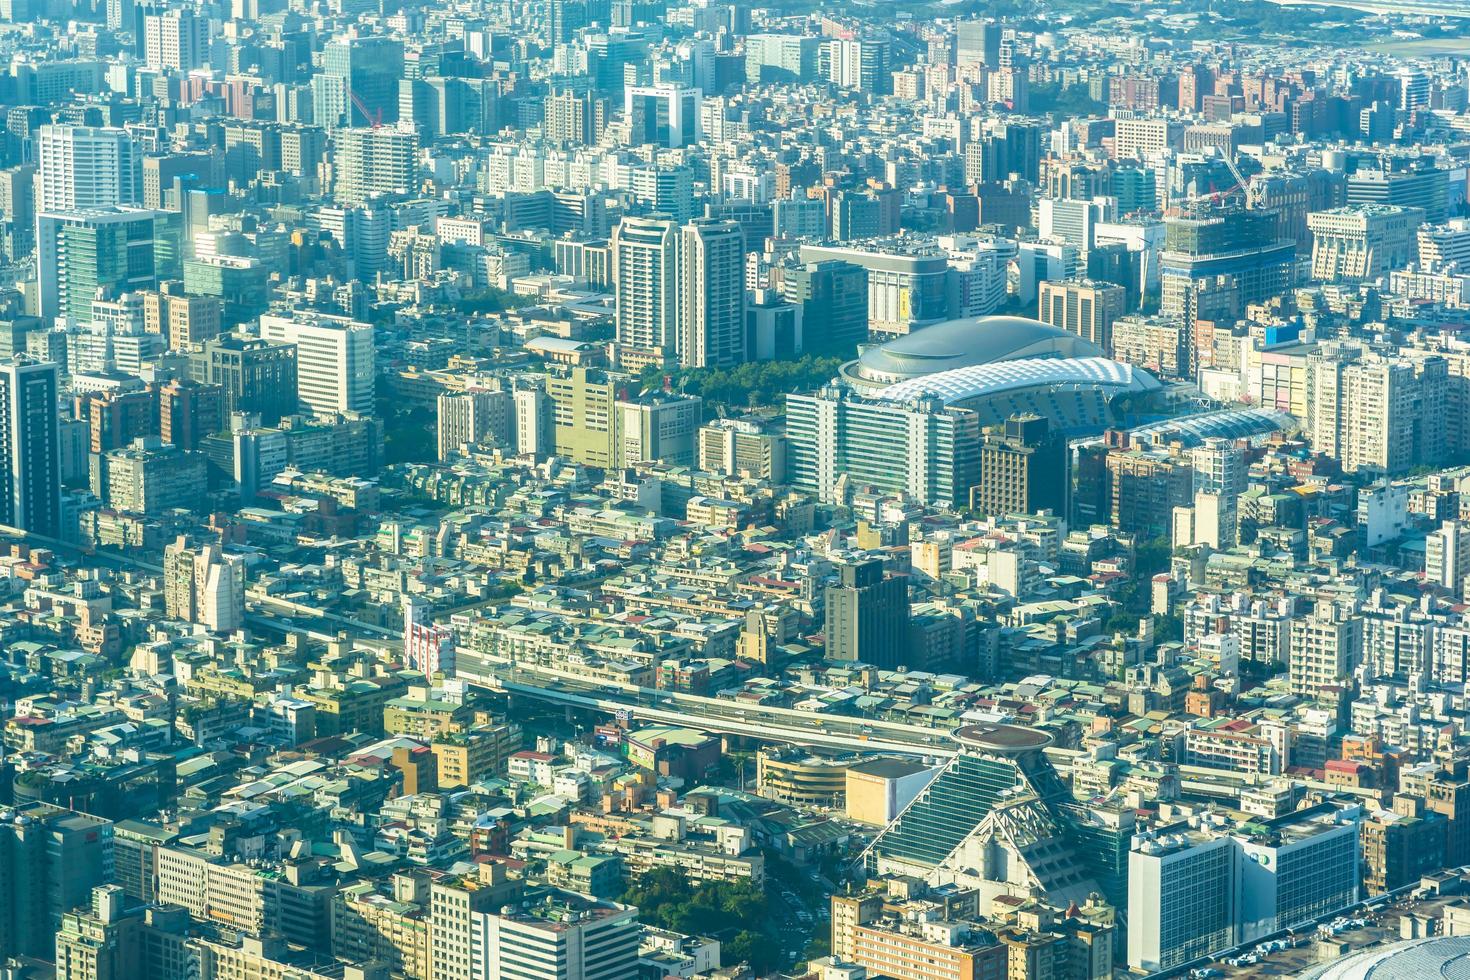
{"left": 1126, "top": 407, "right": 1300, "bottom": 448}
{"left": 842, "top": 315, "right": 1105, "bottom": 393}
{"left": 874, "top": 356, "right": 1160, "bottom": 407}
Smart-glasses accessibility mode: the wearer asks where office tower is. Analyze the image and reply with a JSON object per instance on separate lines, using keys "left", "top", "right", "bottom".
{"left": 617, "top": 393, "right": 702, "bottom": 467}
{"left": 0, "top": 805, "right": 114, "bottom": 960}
{"left": 190, "top": 335, "right": 298, "bottom": 425}
{"left": 142, "top": 283, "right": 222, "bottom": 350}
{"left": 0, "top": 164, "right": 35, "bottom": 261}
{"left": 1037, "top": 279, "right": 1126, "bottom": 351}
{"left": 1418, "top": 218, "right": 1470, "bottom": 272}
{"left": 678, "top": 218, "right": 745, "bottom": 368}
{"left": 437, "top": 387, "right": 513, "bottom": 460}
{"left": 314, "top": 34, "right": 405, "bottom": 129}
{"left": 1160, "top": 205, "right": 1295, "bottom": 319}
{"left": 1400, "top": 68, "right": 1432, "bottom": 111}
{"left": 1307, "top": 204, "right": 1424, "bottom": 283}
{"left": 1347, "top": 162, "right": 1450, "bottom": 223}
{"left": 825, "top": 560, "right": 909, "bottom": 668}
{"left": 163, "top": 535, "right": 246, "bottom": 633}
{"left": 1288, "top": 599, "right": 1363, "bottom": 697}
{"left": 141, "top": 151, "right": 221, "bottom": 210}
{"left": 1127, "top": 829, "right": 1237, "bottom": 972}
{"left": 698, "top": 417, "right": 785, "bottom": 481}
{"left": 332, "top": 125, "right": 418, "bottom": 206}
{"left": 545, "top": 368, "right": 619, "bottom": 468}
{"left": 157, "top": 378, "right": 224, "bottom": 451}
{"left": 826, "top": 38, "right": 891, "bottom": 94}
{"left": 970, "top": 414, "right": 1068, "bottom": 518}
{"left": 467, "top": 891, "right": 639, "bottom": 980}
{"left": 0, "top": 359, "right": 60, "bottom": 537}
{"left": 259, "top": 311, "right": 375, "bottom": 417}
{"left": 612, "top": 215, "right": 679, "bottom": 364}
{"left": 625, "top": 83, "right": 701, "bottom": 148}
{"left": 36, "top": 209, "right": 158, "bottom": 323}
{"left": 745, "top": 34, "right": 820, "bottom": 83}
{"left": 143, "top": 7, "right": 209, "bottom": 71}
{"left": 955, "top": 18, "right": 1001, "bottom": 68}
{"left": 778, "top": 260, "right": 868, "bottom": 356}
{"left": 787, "top": 385, "right": 980, "bottom": 508}
{"left": 35, "top": 126, "right": 140, "bottom": 213}
{"left": 1246, "top": 169, "right": 1348, "bottom": 252}
{"left": 513, "top": 384, "right": 554, "bottom": 458}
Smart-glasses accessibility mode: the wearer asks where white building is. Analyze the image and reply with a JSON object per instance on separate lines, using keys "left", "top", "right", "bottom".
{"left": 259, "top": 311, "right": 375, "bottom": 417}
{"left": 437, "top": 387, "right": 513, "bottom": 460}
{"left": 35, "top": 125, "right": 140, "bottom": 213}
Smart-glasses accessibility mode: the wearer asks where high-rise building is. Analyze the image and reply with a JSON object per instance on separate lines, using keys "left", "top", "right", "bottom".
{"left": 259, "top": 311, "right": 375, "bottom": 417}
{"left": 0, "top": 358, "right": 61, "bottom": 537}
{"left": 1160, "top": 205, "right": 1295, "bottom": 319}
{"left": 970, "top": 414, "right": 1068, "bottom": 518}
{"left": 35, "top": 126, "right": 140, "bottom": 213}
{"left": 163, "top": 535, "right": 246, "bottom": 633}
{"left": 1127, "top": 828, "right": 1237, "bottom": 973}
{"left": 1425, "top": 520, "right": 1470, "bottom": 597}
{"left": 955, "top": 18, "right": 1002, "bottom": 68}
{"left": 546, "top": 367, "right": 621, "bottom": 468}
{"left": 625, "top": 83, "right": 701, "bottom": 148}
{"left": 678, "top": 218, "right": 745, "bottom": 368}
{"left": 825, "top": 559, "right": 910, "bottom": 668}
{"left": 1037, "top": 279, "right": 1126, "bottom": 351}
{"left": 189, "top": 335, "right": 298, "bottom": 425}
{"left": 1308, "top": 344, "right": 1447, "bottom": 476}
{"left": 612, "top": 215, "right": 680, "bottom": 363}
{"left": 157, "top": 378, "right": 224, "bottom": 451}
{"left": 142, "top": 283, "right": 222, "bottom": 351}
{"left": 513, "top": 384, "right": 554, "bottom": 458}
{"left": 314, "top": 33, "right": 405, "bottom": 130}
{"left": 469, "top": 891, "right": 640, "bottom": 980}
{"left": 143, "top": 7, "right": 209, "bottom": 71}
{"left": 36, "top": 209, "right": 158, "bottom": 323}
{"left": 437, "top": 387, "right": 514, "bottom": 460}
{"left": 697, "top": 417, "right": 785, "bottom": 481}
{"left": 0, "top": 804, "right": 114, "bottom": 961}
{"left": 1288, "top": 599, "right": 1363, "bottom": 697}
{"left": 332, "top": 125, "right": 419, "bottom": 206}
{"left": 617, "top": 393, "right": 702, "bottom": 468}
{"left": 1308, "top": 204, "right": 1424, "bottom": 283}
{"left": 787, "top": 385, "right": 980, "bottom": 508}
{"left": 778, "top": 259, "right": 868, "bottom": 356}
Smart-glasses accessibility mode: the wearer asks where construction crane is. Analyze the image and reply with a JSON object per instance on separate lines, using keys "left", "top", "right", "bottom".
{"left": 347, "top": 88, "right": 382, "bottom": 129}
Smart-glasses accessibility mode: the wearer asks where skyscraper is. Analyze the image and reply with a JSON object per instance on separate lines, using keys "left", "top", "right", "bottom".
{"left": 779, "top": 260, "right": 868, "bottom": 356}
{"left": 332, "top": 125, "right": 419, "bottom": 206}
{"left": 612, "top": 215, "right": 679, "bottom": 364}
{"left": 678, "top": 218, "right": 745, "bottom": 368}
{"left": 955, "top": 18, "right": 1002, "bottom": 69}
{"left": 35, "top": 126, "right": 141, "bottom": 213}
{"left": 314, "top": 33, "right": 405, "bottom": 129}
{"left": 258, "top": 311, "right": 375, "bottom": 417}
{"left": 36, "top": 209, "right": 158, "bottom": 323}
{"left": 0, "top": 805, "right": 114, "bottom": 960}
{"left": 0, "top": 358, "right": 61, "bottom": 537}
{"left": 143, "top": 7, "right": 210, "bottom": 71}
{"left": 189, "top": 335, "right": 298, "bottom": 425}
{"left": 437, "top": 387, "right": 513, "bottom": 460}
{"left": 825, "top": 559, "right": 910, "bottom": 668}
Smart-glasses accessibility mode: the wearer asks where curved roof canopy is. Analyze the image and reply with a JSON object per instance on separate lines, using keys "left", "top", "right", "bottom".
{"left": 845, "top": 316, "right": 1106, "bottom": 388}
{"left": 875, "top": 356, "right": 1161, "bottom": 407}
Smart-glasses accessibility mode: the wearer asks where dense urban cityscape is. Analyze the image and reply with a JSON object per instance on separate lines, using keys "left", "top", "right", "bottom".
{"left": 8, "top": 0, "right": 1470, "bottom": 978}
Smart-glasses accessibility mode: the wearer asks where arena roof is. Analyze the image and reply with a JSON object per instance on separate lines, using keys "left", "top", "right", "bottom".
{"left": 874, "top": 356, "right": 1161, "bottom": 407}
{"left": 1126, "top": 408, "right": 1300, "bottom": 448}
{"left": 843, "top": 316, "right": 1105, "bottom": 391}
{"left": 1295, "top": 936, "right": 1470, "bottom": 979}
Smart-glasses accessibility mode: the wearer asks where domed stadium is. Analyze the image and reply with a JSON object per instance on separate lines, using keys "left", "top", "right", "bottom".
{"left": 836, "top": 314, "right": 1161, "bottom": 433}
{"left": 1293, "top": 935, "right": 1470, "bottom": 978}
{"left": 840, "top": 315, "right": 1107, "bottom": 395}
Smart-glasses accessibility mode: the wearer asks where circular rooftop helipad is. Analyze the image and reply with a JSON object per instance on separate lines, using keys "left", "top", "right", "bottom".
{"left": 951, "top": 723, "right": 1052, "bottom": 755}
